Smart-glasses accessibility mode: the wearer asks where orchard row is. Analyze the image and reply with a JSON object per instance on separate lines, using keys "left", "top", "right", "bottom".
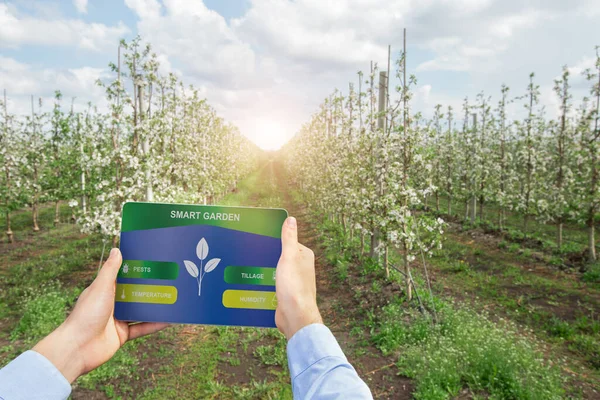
{"left": 0, "top": 37, "right": 258, "bottom": 245}
{"left": 285, "top": 46, "right": 600, "bottom": 296}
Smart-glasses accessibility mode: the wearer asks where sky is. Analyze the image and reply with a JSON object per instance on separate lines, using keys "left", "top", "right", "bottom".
{"left": 1, "top": 0, "right": 599, "bottom": 150}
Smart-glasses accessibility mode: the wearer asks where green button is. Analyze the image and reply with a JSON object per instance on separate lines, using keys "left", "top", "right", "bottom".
{"left": 118, "top": 260, "right": 179, "bottom": 280}
{"left": 116, "top": 283, "right": 178, "bottom": 304}
{"left": 222, "top": 290, "right": 277, "bottom": 310}
{"left": 224, "top": 266, "right": 276, "bottom": 286}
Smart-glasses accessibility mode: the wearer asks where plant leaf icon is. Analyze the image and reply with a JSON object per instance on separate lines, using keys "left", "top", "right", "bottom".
{"left": 196, "top": 238, "right": 209, "bottom": 260}
{"left": 184, "top": 260, "right": 199, "bottom": 278}
{"left": 204, "top": 258, "right": 221, "bottom": 273}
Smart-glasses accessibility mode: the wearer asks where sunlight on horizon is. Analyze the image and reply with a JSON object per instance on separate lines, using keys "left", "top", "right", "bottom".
{"left": 251, "top": 118, "right": 291, "bottom": 151}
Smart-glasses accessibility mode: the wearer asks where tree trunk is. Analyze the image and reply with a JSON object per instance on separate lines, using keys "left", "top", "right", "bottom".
{"left": 498, "top": 208, "right": 503, "bottom": 231}
{"left": 588, "top": 212, "right": 597, "bottom": 262}
{"left": 403, "top": 240, "right": 412, "bottom": 300}
{"left": 54, "top": 200, "right": 60, "bottom": 227}
{"left": 384, "top": 246, "right": 389, "bottom": 279}
{"left": 360, "top": 233, "right": 365, "bottom": 256}
{"left": 557, "top": 222, "right": 563, "bottom": 251}
{"left": 5, "top": 211, "right": 13, "bottom": 243}
{"left": 81, "top": 161, "right": 86, "bottom": 215}
{"left": 478, "top": 197, "right": 484, "bottom": 221}
{"left": 32, "top": 202, "right": 40, "bottom": 232}
{"left": 369, "top": 233, "right": 377, "bottom": 258}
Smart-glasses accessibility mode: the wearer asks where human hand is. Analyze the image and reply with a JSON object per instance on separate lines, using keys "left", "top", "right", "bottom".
{"left": 33, "top": 248, "right": 169, "bottom": 383}
{"left": 275, "top": 217, "right": 323, "bottom": 340}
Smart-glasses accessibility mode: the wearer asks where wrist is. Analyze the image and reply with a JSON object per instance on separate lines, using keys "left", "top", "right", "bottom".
{"left": 33, "top": 323, "right": 85, "bottom": 384}
{"left": 285, "top": 307, "right": 323, "bottom": 340}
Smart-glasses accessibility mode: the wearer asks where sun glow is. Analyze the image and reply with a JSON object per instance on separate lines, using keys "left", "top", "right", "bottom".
{"left": 252, "top": 118, "right": 289, "bottom": 151}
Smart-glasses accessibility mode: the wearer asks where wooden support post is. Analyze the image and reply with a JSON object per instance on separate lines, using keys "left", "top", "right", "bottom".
{"left": 370, "top": 71, "right": 388, "bottom": 260}
{"left": 139, "top": 83, "right": 153, "bottom": 202}
{"left": 3, "top": 89, "right": 14, "bottom": 243}
{"left": 470, "top": 113, "right": 477, "bottom": 223}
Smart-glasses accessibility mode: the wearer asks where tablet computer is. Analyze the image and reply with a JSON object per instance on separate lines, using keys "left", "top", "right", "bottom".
{"left": 114, "top": 202, "right": 287, "bottom": 328}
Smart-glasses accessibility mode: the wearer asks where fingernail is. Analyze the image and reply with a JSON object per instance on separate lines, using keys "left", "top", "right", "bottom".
{"left": 287, "top": 217, "right": 297, "bottom": 228}
{"left": 109, "top": 248, "right": 120, "bottom": 259}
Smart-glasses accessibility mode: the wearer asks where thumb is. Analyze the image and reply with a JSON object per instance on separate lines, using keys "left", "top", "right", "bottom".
{"left": 94, "top": 248, "right": 123, "bottom": 288}
{"left": 281, "top": 217, "right": 298, "bottom": 256}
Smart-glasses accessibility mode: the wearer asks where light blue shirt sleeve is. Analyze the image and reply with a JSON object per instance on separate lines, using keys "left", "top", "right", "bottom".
{"left": 0, "top": 350, "right": 71, "bottom": 400}
{"left": 287, "top": 323, "right": 373, "bottom": 399}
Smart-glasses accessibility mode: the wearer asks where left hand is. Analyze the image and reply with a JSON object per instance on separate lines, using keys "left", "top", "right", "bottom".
{"left": 33, "top": 248, "right": 169, "bottom": 383}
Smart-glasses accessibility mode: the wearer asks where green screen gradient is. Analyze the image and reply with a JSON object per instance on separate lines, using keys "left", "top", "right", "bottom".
{"left": 121, "top": 202, "right": 288, "bottom": 238}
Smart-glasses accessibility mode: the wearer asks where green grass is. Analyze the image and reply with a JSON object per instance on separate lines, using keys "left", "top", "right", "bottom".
{"left": 140, "top": 326, "right": 238, "bottom": 398}
{"left": 254, "top": 340, "right": 287, "bottom": 366}
{"left": 582, "top": 263, "right": 600, "bottom": 283}
{"left": 0, "top": 203, "right": 74, "bottom": 242}
{"left": 220, "top": 161, "right": 283, "bottom": 209}
{"left": 393, "top": 307, "right": 565, "bottom": 400}
{"left": 0, "top": 232, "right": 104, "bottom": 331}
{"left": 507, "top": 243, "right": 521, "bottom": 253}
{"left": 0, "top": 222, "right": 104, "bottom": 367}
{"left": 426, "top": 236, "right": 600, "bottom": 372}
{"left": 569, "top": 335, "right": 600, "bottom": 370}
{"left": 79, "top": 340, "right": 142, "bottom": 393}
{"left": 435, "top": 194, "right": 596, "bottom": 257}
{"left": 311, "top": 205, "right": 600, "bottom": 396}
{"left": 10, "top": 282, "right": 76, "bottom": 343}
{"left": 140, "top": 326, "right": 291, "bottom": 399}
{"left": 369, "top": 297, "right": 567, "bottom": 400}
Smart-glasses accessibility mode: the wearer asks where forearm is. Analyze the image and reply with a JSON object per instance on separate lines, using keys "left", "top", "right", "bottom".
{"left": 288, "top": 324, "right": 373, "bottom": 400}
{"left": 0, "top": 350, "right": 71, "bottom": 400}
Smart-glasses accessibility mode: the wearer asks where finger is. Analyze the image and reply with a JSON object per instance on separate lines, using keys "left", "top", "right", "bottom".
{"left": 281, "top": 216, "right": 298, "bottom": 256}
{"left": 128, "top": 322, "right": 170, "bottom": 341}
{"left": 94, "top": 248, "right": 123, "bottom": 288}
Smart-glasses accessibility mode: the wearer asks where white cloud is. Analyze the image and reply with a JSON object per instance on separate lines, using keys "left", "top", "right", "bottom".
{"left": 0, "top": 4, "right": 129, "bottom": 51}
{"left": 0, "top": 55, "right": 29, "bottom": 72}
{"left": 416, "top": 8, "right": 553, "bottom": 73}
{"left": 489, "top": 9, "right": 549, "bottom": 38}
{"left": 73, "top": 0, "right": 88, "bottom": 14}
{"left": 567, "top": 56, "right": 596, "bottom": 77}
{"left": 231, "top": 0, "right": 390, "bottom": 68}
{"left": 125, "top": 0, "right": 256, "bottom": 86}
{"left": 1, "top": 56, "right": 109, "bottom": 115}
{"left": 124, "top": 0, "right": 162, "bottom": 20}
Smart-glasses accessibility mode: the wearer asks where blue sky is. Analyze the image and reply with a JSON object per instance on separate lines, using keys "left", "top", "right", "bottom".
{"left": 1, "top": 0, "right": 599, "bottom": 149}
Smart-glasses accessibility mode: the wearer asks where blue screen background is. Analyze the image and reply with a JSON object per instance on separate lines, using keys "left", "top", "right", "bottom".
{"left": 115, "top": 225, "right": 281, "bottom": 328}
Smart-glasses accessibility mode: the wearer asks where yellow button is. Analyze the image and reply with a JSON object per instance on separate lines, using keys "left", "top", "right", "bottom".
{"left": 116, "top": 283, "right": 177, "bottom": 304}
{"left": 222, "top": 290, "right": 277, "bottom": 310}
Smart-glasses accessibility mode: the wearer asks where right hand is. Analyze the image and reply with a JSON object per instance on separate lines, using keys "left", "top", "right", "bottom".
{"left": 275, "top": 216, "right": 323, "bottom": 340}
